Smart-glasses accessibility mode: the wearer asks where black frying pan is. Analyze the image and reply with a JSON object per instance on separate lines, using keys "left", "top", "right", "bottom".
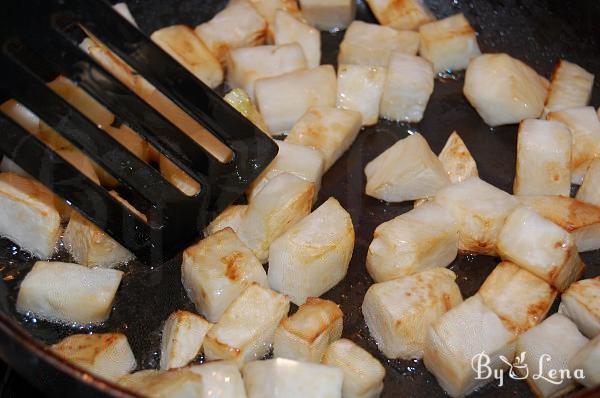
{"left": 0, "top": 0, "right": 599, "bottom": 397}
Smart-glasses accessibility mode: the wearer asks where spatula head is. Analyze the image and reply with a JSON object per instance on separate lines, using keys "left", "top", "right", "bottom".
{"left": 0, "top": 0, "right": 278, "bottom": 265}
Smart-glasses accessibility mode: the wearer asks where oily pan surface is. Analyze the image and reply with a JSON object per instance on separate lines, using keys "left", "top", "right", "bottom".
{"left": 0, "top": 0, "right": 599, "bottom": 397}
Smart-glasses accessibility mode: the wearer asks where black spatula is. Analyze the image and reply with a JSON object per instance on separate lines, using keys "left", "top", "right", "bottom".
{"left": 0, "top": 0, "right": 278, "bottom": 266}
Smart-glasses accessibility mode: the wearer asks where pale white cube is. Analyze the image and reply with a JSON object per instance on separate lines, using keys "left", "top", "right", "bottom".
{"left": 365, "top": 133, "right": 449, "bottom": 202}
{"left": 559, "top": 277, "right": 600, "bottom": 338}
{"left": 513, "top": 119, "right": 572, "bottom": 197}
{"left": 362, "top": 268, "right": 463, "bottom": 359}
{"left": 577, "top": 158, "right": 600, "bottom": 207}
{"left": 151, "top": 25, "right": 223, "bottom": 88}
{"left": 548, "top": 106, "right": 600, "bottom": 184}
{"left": 237, "top": 173, "right": 314, "bottom": 262}
{"left": 299, "top": 0, "right": 356, "bottom": 31}
{"left": 366, "top": 203, "right": 458, "bottom": 283}
{"left": 438, "top": 131, "right": 479, "bottom": 183}
{"left": 423, "top": 295, "right": 517, "bottom": 398}
{"left": 51, "top": 333, "right": 136, "bottom": 381}
{"left": 380, "top": 53, "right": 434, "bottom": 122}
{"left": 545, "top": 60, "right": 594, "bottom": 115}
{"left": 338, "top": 21, "right": 420, "bottom": 67}
{"left": 242, "top": 358, "right": 343, "bottom": 398}
{"left": 205, "top": 204, "right": 248, "bottom": 236}
{"left": 247, "top": 140, "right": 325, "bottom": 201}
{"left": 479, "top": 261, "right": 557, "bottom": 334}
{"left": 274, "top": 10, "right": 320, "bottom": 68}
{"left": 464, "top": 53, "right": 550, "bottom": 126}
{"left": 226, "top": 43, "right": 307, "bottom": 101}
{"left": 570, "top": 335, "right": 600, "bottom": 389}
{"left": 268, "top": 197, "right": 354, "bottom": 305}
{"left": 519, "top": 195, "right": 600, "bottom": 253}
{"left": 433, "top": 176, "right": 519, "bottom": 255}
{"left": 181, "top": 227, "right": 268, "bottom": 322}
{"left": 286, "top": 106, "right": 362, "bottom": 171}
{"left": 189, "top": 361, "right": 247, "bottom": 398}
{"left": 160, "top": 310, "right": 213, "bottom": 370}
{"left": 203, "top": 284, "right": 290, "bottom": 367}
{"left": 515, "top": 314, "right": 589, "bottom": 398}
{"left": 194, "top": 0, "right": 267, "bottom": 64}
{"left": 16, "top": 261, "right": 123, "bottom": 325}
{"left": 255, "top": 65, "right": 337, "bottom": 133}
{"left": 322, "top": 339, "right": 386, "bottom": 398}
{"left": 366, "top": 0, "right": 434, "bottom": 30}
{"left": 418, "top": 13, "right": 481, "bottom": 74}
{"left": 497, "top": 206, "right": 585, "bottom": 292}
{"left": 273, "top": 297, "right": 343, "bottom": 362}
{"left": 118, "top": 369, "right": 203, "bottom": 397}
{"left": 0, "top": 173, "right": 61, "bottom": 259}
{"left": 336, "top": 64, "right": 386, "bottom": 126}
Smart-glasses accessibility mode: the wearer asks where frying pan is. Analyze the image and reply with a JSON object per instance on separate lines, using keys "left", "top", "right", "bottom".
{"left": 0, "top": 0, "right": 598, "bottom": 397}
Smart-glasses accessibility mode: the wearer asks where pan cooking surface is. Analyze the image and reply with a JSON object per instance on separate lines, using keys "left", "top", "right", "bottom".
{"left": 0, "top": 1, "right": 599, "bottom": 397}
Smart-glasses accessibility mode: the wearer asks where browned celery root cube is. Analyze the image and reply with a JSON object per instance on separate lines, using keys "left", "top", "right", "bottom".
{"left": 438, "top": 131, "right": 479, "bottom": 183}
{"left": 423, "top": 295, "right": 517, "bottom": 397}
{"left": 367, "top": 203, "right": 458, "bottom": 283}
{"left": 286, "top": 106, "right": 362, "bottom": 171}
{"left": 365, "top": 133, "right": 449, "bottom": 202}
{"left": 479, "top": 261, "right": 557, "bottom": 334}
{"left": 379, "top": 53, "right": 434, "bottom": 123}
{"left": 181, "top": 227, "right": 268, "bottom": 322}
{"left": 433, "top": 177, "right": 519, "bottom": 255}
{"left": 336, "top": 64, "right": 386, "bottom": 126}
{"left": 548, "top": 106, "right": 600, "bottom": 184}
{"left": 194, "top": 0, "right": 267, "bottom": 64}
{"left": 518, "top": 195, "right": 600, "bottom": 252}
{"left": 268, "top": 197, "right": 354, "bottom": 305}
{"left": 51, "top": 333, "right": 136, "bottom": 381}
{"left": 160, "top": 310, "right": 212, "bottom": 370}
{"left": 118, "top": 369, "right": 204, "bottom": 397}
{"left": 203, "top": 285, "right": 289, "bottom": 367}
{"left": 338, "top": 21, "right": 419, "bottom": 67}
{"left": 273, "top": 297, "right": 343, "bottom": 362}
{"left": 545, "top": 60, "right": 594, "bottom": 115}
{"left": 366, "top": 0, "right": 434, "bottom": 31}
{"left": 226, "top": 43, "right": 307, "bottom": 101}
{"left": 496, "top": 206, "right": 585, "bottom": 291}
{"left": 418, "top": 13, "right": 481, "bottom": 74}
{"left": 151, "top": 25, "right": 223, "bottom": 88}
{"left": 362, "top": 268, "right": 462, "bottom": 360}
{"left": 247, "top": 140, "right": 324, "bottom": 201}
{"left": 464, "top": 53, "right": 549, "bottom": 126}
{"left": 254, "top": 65, "right": 337, "bottom": 133}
